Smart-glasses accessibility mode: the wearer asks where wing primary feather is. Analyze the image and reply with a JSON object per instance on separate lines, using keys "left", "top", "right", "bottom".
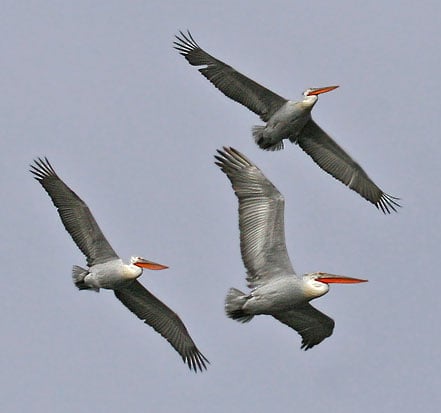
{"left": 174, "top": 30, "right": 287, "bottom": 121}
{"left": 297, "top": 120, "right": 401, "bottom": 214}
{"left": 274, "top": 304, "right": 335, "bottom": 350}
{"left": 376, "top": 193, "right": 401, "bottom": 214}
{"left": 215, "top": 147, "right": 296, "bottom": 288}
{"left": 114, "top": 281, "right": 209, "bottom": 372}
{"left": 173, "top": 30, "right": 201, "bottom": 57}
{"left": 30, "top": 157, "right": 119, "bottom": 266}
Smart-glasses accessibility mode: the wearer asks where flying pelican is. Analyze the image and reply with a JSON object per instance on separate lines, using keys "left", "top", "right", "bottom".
{"left": 175, "top": 30, "right": 400, "bottom": 213}
{"left": 30, "top": 158, "right": 208, "bottom": 372}
{"left": 215, "top": 147, "right": 367, "bottom": 349}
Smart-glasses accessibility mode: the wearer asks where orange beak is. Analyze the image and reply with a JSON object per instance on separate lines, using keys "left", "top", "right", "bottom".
{"left": 134, "top": 259, "right": 168, "bottom": 270}
{"left": 316, "top": 272, "right": 367, "bottom": 284}
{"left": 307, "top": 85, "right": 339, "bottom": 96}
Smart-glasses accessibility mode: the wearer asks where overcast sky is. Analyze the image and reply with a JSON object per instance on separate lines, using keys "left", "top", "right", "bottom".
{"left": 2, "top": 1, "right": 441, "bottom": 412}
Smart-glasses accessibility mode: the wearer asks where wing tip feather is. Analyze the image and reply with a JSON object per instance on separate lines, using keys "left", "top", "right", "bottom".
{"left": 376, "top": 193, "right": 401, "bottom": 214}
{"left": 214, "top": 146, "right": 253, "bottom": 175}
{"left": 185, "top": 349, "right": 210, "bottom": 373}
{"left": 29, "top": 157, "right": 57, "bottom": 181}
{"left": 173, "top": 29, "right": 200, "bottom": 55}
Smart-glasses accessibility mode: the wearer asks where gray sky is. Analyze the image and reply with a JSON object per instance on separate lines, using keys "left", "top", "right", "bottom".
{"left": 2, "top": 1, "right": 441, "bottom": 412}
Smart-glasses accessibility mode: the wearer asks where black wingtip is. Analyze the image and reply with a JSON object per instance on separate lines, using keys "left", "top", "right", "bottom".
{"left": 185, "top": 350, "right": 210, "bottom": 373}
{"left": 173, "top": 29, "right": 200, "bottom": 55}
{"left": 300, "top": 341, "right": 315, "bottom": 351}
{"left": 214, "top": 147, "right": 253, "bottom": 175}
{"left": 376, "top": 193, "right": 401, "bottom": 214}
{"left": 29, "top": 157, "right": 57, "bottom": 181}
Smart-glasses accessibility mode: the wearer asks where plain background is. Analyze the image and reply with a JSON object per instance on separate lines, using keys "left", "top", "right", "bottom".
{"left": 2, "top": 1, "right": 440, "bottom": 412}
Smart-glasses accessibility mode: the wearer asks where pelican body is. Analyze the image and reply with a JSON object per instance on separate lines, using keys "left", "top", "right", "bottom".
{"left": 30, "top": 158, "right": 208, "bottom": 372}
{"left": 252, "top": 86, "right": 339, "bottom": 151}
{"left": 175, "top": 30, "right": 400, "bottom": 213}
{"left": 215, "top": 147, "right": 367, "bottom": 349}
{"left": 71, "top": 256, "right": 165, "bottom": 292}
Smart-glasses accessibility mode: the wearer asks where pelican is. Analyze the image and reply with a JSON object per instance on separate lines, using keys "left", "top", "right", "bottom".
{"left": 215, "top": 147, "right": 367, "bottom": 349}
{"left": 30, "top": 158, "right": 208, "bottom": 372}
{"left": 175, "top": 30, "right": 400, "bottom": 213}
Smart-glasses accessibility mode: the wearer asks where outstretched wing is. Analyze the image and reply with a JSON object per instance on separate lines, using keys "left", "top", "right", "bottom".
{"left": 30, "top": 158, "right": 119, "bottom": 266}
{"left": 114, "top": 280, "right": 209, "bottom": 372}
{"left": 273, "top": 304, "right": 335, "bottom": 350}
{"left": 215, "top": 147, "right": 296, "bottom": 289}
{"left": 296, "top": 120, "right": 401, "bottom": 213}
{"left": 174, "top": 30, "right": 287, "bottom": 122}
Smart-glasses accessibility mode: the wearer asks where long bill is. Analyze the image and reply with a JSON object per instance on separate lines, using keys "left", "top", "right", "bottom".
{"left": 307, "top": 85, "right": 339, "bottom": 96}
{"left": 134, "top": 259, "right": 169, "bottom": 270}
{"left": 315, "top": 272, "right": 368, "bottom": 284}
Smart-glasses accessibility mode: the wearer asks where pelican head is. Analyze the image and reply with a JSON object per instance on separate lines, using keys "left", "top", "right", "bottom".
{"left": 303, "top": 85, "right": 339, "bottom": 97}
{"left": 304, "top": 271, "right": 367, "bottom": 300}
{"left": 130, "top": 256, "right": 169, "bottom": 270}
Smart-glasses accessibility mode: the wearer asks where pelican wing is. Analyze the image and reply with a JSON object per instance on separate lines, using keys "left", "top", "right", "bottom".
{"left": 174, "top": 30, "right": 287, "bottom": 122}
{"left": 30, "top": 158, "right": 119, "bottom": 266}
{"left": 215, "top": 147, "right": 296, "bottom": 288}
{"left": 296, "top": 120, "right": 400, "bottom": 213}
{"left": 114, "top": 280, "right": 208, "bottom": 372}
{"left": 273, "top": 304, "right": 335, "bottom": 350}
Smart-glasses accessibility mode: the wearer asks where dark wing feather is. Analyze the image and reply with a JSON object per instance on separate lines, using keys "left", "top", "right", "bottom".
{"left": 174, "top": 30, "right": 287, "bottom": 122}
{"left": 114, "top": 281, "right": 209, "bottom": 372}
{"left": 296, "top": 120, "right": 401, "bottom": 213}
{"left": 30, "top": 158, "right": 119, "bottom": 266}
{"left": 273, "top": 304, "right": 335, "bottom": 350}
{"left": 215, "top": 147, "right": 296, "bottom": 289}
